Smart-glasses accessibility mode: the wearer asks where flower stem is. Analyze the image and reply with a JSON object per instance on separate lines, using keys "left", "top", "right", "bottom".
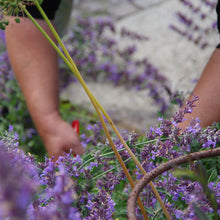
{"left": 78, "top": 148, "right": 127, "bottom": 170}
{"left": 92, "top": 157, "right": 131, "bottom": 181}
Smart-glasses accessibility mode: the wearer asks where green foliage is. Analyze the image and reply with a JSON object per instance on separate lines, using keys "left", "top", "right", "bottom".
{"left": 60, "top": 99, "right": 98, "bottom": 128}
{"left": 174, "top": 168, "right": 199, "bottom": 182}
{"left": 0, "top": 0, "right": 45, "bottom": 29}
{"left": 193, "top": 203, "right": 211, "bottom": 220}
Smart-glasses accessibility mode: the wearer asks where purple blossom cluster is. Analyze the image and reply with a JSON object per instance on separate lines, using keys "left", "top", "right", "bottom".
{"left": 61, "top": 16, "right": 178, "bottom": 113}
{"left": 0, "top": 126, "right": 118, "bottom": 219}
{"left": 0, "top": 125, "right": 19, "bottom": 147}
{"left": 134, "top": 97, "right": 220, "bottom": 219}
{"left": 27, "top": 161, "right": 81, "bottom": 220}
{"left": 0, "top": 100, "right": 220, "bottom": 219}
{"left": 85, "top": 189, "right": 115, "bottom": 220}
{"left": 0, "top": 129, "right": 38, "bottom": 219}
{"left": 170, "top": 0, "right": 217, "bottom": 49}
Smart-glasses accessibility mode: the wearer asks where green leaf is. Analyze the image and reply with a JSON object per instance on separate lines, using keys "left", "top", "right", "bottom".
{"left": 173, "top": 168, "right": 198, "bottom": 182}
{"left": 208, "top": 169, "right": 218, "bottom": 183}
{"left": 54, "top": 0, "right": 73, "bottom": 37}
{"left": 194, "top": 163, "right": 208, "bottom": 186}
{"left": 193, "top": 203, "right": 211, "bottom": 220}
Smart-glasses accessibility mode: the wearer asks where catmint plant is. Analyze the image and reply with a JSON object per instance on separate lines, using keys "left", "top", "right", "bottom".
{"left": 0, "top": 1, "right": 219, "bottom": 219}
{"left": 0, "top": 129, "right": 38, "bottom": 219}
{"left": 170, "top": 0, "right": 217, "bottom": 49}
{"left": 0, "top": 105, "right": 219, "bottom": 219}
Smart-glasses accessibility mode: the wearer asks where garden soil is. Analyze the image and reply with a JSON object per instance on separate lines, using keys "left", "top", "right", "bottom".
{"left": 61, "top": 0, "right": 217, "bottom": 132}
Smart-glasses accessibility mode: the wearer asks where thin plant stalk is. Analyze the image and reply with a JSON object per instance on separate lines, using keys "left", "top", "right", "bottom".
{"left": 78, "top": 148, "right": 127, "bottom": 170}
{"left": 92, "top": 157, "right": 132, "bottom": 180}
{"left": 22, "top": 1, "right": 170, "bottom": 219}
{"left": 94, "top": 105, "right": 149, "bottom": 220}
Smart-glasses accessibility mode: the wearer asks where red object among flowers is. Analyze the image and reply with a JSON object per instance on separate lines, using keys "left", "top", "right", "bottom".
{"left": 71, "top": 120, "right": 80, "bottom": 157}
{"left": 72, "top": 120, "right": 80, "bottom": 134}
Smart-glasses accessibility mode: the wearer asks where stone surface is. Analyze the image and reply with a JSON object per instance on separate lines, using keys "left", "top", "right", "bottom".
{"left": 114, "top": 0, "right": 217, "bottom": 92}
{"left": 131, "top": 0, "right": 166, "bottom": 9}
{"left": 107, "top": 1, "right": 138, "bottom": 20}
{"left": 61, "top": 82, "right": 159, "bottom": 132}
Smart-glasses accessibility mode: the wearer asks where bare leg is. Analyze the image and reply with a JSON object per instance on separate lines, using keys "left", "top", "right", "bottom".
{"left": 179, "top": 48, "right": 220, "bottom": 129}
{"left": 5, "top": 17, "right": 84, "bottom": 160}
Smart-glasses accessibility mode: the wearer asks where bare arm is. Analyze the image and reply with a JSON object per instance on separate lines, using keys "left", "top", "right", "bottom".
{"left": 5, "top": 17, "right": 84, "bottom": 160}
{"left": 179, "top": 48, "right": 220, "bottom": 129}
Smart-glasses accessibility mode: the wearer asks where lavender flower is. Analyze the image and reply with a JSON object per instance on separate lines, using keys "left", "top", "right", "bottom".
{"left": 171, "top": 0, "right": 217, "bottom": 49}
{"left": 0, "top": 110, "right": 219, "bottom": 220}
{"left": 0, "top": 141, "right": 38, "bottom": 219}
{"left": 86, "top": 189, "right": 115, "bottom": 220}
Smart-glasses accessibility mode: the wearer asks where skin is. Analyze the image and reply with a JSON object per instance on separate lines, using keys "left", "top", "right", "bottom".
{"left": 5, "top": 17, "right": 85, "bottom": 160}
{"left": 179, "top": 48, "right": 220, "bottom": 129}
